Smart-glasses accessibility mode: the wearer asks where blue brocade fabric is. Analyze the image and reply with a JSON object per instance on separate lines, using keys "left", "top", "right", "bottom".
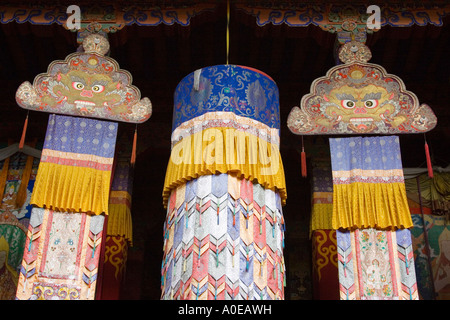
{"left": 329, "top": 136, "right": 403, "bottom": 174}
{"left": 172, "top": 64, "right": 280, "bottom": 131}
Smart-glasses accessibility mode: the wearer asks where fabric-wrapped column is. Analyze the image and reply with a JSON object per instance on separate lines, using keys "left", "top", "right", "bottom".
{"left": 310, "top": 166, "right": 339, "bottom": 300}
{"left": 161, "top": 65, "right": 287, "bottom": 300}
{"left": 16, "top": 114, "right": 117, "bottom": 300}
{"left": 330, "top": 136, "right": 418, "bottom": 300}
{"left": 98, "top": 152, "right": 134, "bottom": 300}
{"left": 13, "top": 32, "right": 150, "bottom": 300}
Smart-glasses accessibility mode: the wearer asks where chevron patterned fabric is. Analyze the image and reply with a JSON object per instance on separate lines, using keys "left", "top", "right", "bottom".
{"left": 0, "top": 151, "right": 40, "bottom": 300}
{"left": 161, "top": 173, "right": 285, "bottom": 300}
{"left": 162, "top": 65, "right": 287, "bottom": 300}
{"left": 16, "top": 208, "right": 105, "bottom": 300}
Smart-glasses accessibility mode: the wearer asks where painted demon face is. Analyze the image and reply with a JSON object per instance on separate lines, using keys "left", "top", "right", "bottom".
{"left": 16, "top": 34, "right": 152, "bottom": 123}
{"left": 324, "top": 84, "right": 406, "bottom": 133}
{"left": 48, "top": 69, "right": 124, "bottom": 114}
{"left": 287, "top": 41, "right": 436, "bottom": 135}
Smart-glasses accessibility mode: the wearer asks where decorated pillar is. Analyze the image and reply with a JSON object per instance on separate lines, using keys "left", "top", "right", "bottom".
{"left": 310, "top": 165, "right": 339, "bottom": 300}
{"left": 99, "top": 144, "right": 134, "bottom": 300}
{"left": 331, "top": 136, "right": 417, "bottom": 299}
{"left": 161, "top": 64, "right": 287, "bottom": 300}
{"left": 14, "top": 33, "right": 151, "bottom": 300}
{"left": 287, "top": 40, "right": 437, "bottom": 300}
{"left": 0, "top": 144, "right": 40, "bottom": 300}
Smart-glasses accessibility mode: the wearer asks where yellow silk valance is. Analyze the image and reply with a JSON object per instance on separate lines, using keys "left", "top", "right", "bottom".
{"left": 162, "top": 127, "right": 286, "bottom": 208}
{"left": 31, "top": 162, "right": 112, "bottom": 215}
{"left": 332, "top": 182, "right": 413, "bottom": 230}
{"left": 107, "top": 191, "right": 133, "bottom": 245}
{"left": 310, "top": 203, "right": 333, "bottom": 235}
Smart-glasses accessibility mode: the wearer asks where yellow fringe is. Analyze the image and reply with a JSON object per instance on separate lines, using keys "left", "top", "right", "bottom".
{"left": 107, "top": 191, "right": 133, "bottom": 245}
{"left": 30, "top": 162, "right": 112, "bottom": 215}
{"left": 310, "top": 203, "right": 333, "bottom": 236}
{"left": 162, "top": 127, "right": 287, "bottom": 208}
{"left": 332, "top": 182, "right": 413, "bottom": 230}
{"left": 107, "top": 203, "right": 133, "bottom": 246}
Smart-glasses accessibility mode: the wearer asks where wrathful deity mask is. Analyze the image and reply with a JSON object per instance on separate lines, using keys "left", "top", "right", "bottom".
{"left": 287, "top": 41, "right": 436, "bottom": 135}
{"left": 16, "top": 34, "right": 151, "bottom": 123}
{"left": 320, "top": 82, "right": 407, "bottom": 133}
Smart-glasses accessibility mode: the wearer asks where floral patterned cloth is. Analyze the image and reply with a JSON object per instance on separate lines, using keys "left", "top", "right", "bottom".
{"left": 172, "top": 65, "right": 280, "bottom": 131}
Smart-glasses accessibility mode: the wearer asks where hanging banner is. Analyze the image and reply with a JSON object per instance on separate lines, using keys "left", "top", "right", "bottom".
{"left": 30, "top": 114, "right": 117, "bottom": 216}
{"left": 310, "top": 166, "right": 339, "bottom": 300}
{"left": 329, "top": 136, "right": 412, "bottom": 230}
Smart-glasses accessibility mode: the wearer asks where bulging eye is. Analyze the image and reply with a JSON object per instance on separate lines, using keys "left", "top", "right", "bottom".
{"left": 72, "top": 82, "right": 84, "bottom": 90}
{"left": 341, "top": 99, "right": 355, "bottom": 109}
{"left": 92, "top": 85, "right": 105, "bottom": 93}
{"left": 364, "top": 99, "right": 378, "bottom": 108}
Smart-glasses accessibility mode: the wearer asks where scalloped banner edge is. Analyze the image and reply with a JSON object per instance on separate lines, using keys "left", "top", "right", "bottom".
{"left": 15, "top": 52, "right": 152, "bottom": 124}
{"left": 287, "top": 62, "right": 437, "bottom": 135}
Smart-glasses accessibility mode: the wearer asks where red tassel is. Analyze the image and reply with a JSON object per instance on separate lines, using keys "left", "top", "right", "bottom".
{"left": 301, "top": 136, "right": 307, "bottom": 177}
{"left": 301, "top": 150, "right": 307, "bottom": 177}
{"left": 425, "top": 141, "right": 433, "bottom": 178}
{"left": 19, "top": 114, "right": 28, "bottom": 149}
{"left": 130, "top": 127, "right": 137, "bottom": 166}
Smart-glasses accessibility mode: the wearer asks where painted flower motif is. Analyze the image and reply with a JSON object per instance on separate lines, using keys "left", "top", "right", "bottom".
{"left": 376, "top": 232, "right": 386, "bottom": 243}
{"left": 365, "top": 287, "right": 375, "bottom": 296}
{"left": 361, "top": 231, "right": 370, "bottom": 242}
{"left": 382, "top": 284, "right": 392, "bottom": 296}
{"left": 130, "top": 97, "right": 152, "bottom": 121}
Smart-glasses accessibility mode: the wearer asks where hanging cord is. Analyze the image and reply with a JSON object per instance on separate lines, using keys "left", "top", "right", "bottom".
{"left": 301, "top": 136, "right": 307, "bottom": 177}
{"left": 19, "top": 110, "right": 29, "bottom": 150}
{"left": 226, "top": 0, "right": 230, "bottom": 65}
{"left": 424, "top": 133, "right": 433, "bottom": 178}
{"left": 131, "top": 124, "right": 137, "bottom": 167}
